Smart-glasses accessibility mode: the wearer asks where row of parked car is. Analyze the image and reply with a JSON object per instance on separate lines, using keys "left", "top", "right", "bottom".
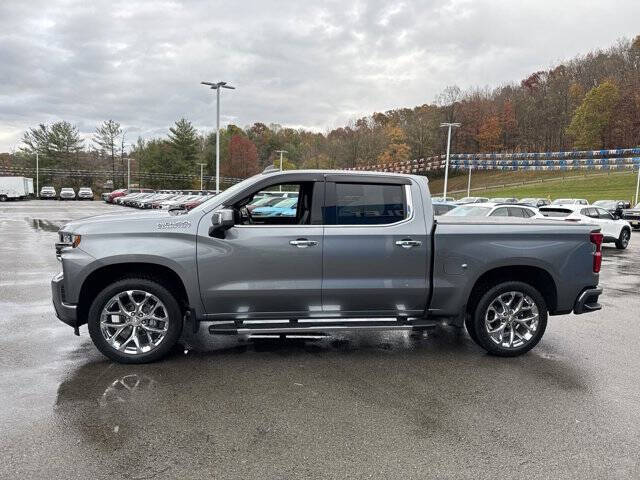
{"left": 104, "top": 186, "right": 301, "bottom": 215}
{"left": 104, "top": 188, "right": 216, "bottom": 210}
{"left": 39, "top": 186, "right": 94, "bottom": 200}
{"left": 432, "top": 196, "right": 638, "bottom": 250}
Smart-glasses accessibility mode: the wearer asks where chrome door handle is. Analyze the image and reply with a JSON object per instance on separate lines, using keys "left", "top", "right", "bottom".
{"left": 395, "top": 239, "right": 422, "bottom": 249}
{"left": 289, "top": 238, "right": 318, "bottom": 248}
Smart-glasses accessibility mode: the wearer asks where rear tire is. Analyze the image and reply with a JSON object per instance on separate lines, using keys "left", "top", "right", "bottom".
{"left": 471, "top": 281, "right": 547, "bottom": 357}
{"left": 615, "top": 228, "right": 630, "bottom": 249}
{"left": 88, "top": 277, "right": 183, "bottom": 364}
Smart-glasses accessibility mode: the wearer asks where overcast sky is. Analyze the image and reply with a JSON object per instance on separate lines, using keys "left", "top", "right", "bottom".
{"left": 0, "top": 0, "right": 639, "bottom": 152}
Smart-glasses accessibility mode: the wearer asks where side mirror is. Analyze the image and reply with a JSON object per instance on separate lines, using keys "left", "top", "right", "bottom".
{"left": 209, "top": 208, "right": 234, "bottom": 237}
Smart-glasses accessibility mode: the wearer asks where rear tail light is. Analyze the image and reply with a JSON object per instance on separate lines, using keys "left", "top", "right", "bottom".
{"left": 590, "top": 231, "right": 603, "bottom": 273}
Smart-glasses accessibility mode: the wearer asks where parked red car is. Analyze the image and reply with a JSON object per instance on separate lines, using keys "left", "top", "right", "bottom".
{"left": 105, "top": 188, "right": 153, "bottom": 203}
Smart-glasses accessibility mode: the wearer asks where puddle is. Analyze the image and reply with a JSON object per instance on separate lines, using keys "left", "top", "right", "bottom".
{"left": 26, "top": 218, "right": 65, "bottom": 232}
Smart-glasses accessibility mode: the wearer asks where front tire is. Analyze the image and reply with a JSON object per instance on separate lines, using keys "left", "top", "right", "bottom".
{"left": 471, "top": 281, "right": 548, "bottom": 357}
{"left": 615, "top": 228, "right": 630, "bottom": 249}
{"left": 88, "top": 278, "right": 183, "bottom": 363}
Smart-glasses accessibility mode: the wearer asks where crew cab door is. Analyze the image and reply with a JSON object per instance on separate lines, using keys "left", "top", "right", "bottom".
{"left": 196, "top": 178, "right": 324, "bottom": 319}
{"left": 321, "top": 176, "right": 431, "bottom": 317}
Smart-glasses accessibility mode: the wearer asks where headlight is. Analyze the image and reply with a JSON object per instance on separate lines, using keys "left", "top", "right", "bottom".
{"left": 59, "top": 232, "right": 82, "bottom": 247}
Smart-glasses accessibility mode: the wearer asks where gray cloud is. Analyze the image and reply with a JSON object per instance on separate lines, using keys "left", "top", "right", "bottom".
{"left": 0, "top": 0, "right": 638, "bottom": 151}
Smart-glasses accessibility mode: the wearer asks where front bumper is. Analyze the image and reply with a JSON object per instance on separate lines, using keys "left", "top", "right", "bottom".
{"left": 51, "top": 272, "right": 78, "bottom": 331}
{"left": 573, "top": 287, "right": 603, "bottom": 314}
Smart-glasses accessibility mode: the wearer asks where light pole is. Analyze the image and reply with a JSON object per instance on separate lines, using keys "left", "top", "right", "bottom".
{"left": 201, "top": 81, "right": 235, "bottom": 193}
{"left": 127, "top": 157, "right": 131, "bottom": 189}
{"left": 35, "top": 152, "right": 39, "bottom": 197}
{"left": 197, "top": 163, "right": 206, "bottom": 191}
{"left": 467, "top": 165, "right": 472, "bottom": 197}
{"left": 635, "top": 164, "right": 640, "bottom": 206}
{"left": 275, "top": 150, "right": 287, "bottom": 192}
{"left": 440, "top": 122, "right": 461, "bottom": 198}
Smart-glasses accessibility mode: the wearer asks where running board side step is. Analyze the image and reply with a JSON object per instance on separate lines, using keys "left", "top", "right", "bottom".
{"left": 208, "top": 320, "right": 438, "bottom": 335}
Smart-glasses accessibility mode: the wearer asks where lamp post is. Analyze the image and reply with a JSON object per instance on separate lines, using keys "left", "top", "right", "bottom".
{"left": 201, "top": 81, "right": 235, "bottom": 194}
{"left": 467, "top": 165, "right": 472, "bottom": 197}
{"left": 127, "top": 157, "right": 131, "bottom": 189}
{"left": 275, "top": 150, "right": 287, "bottom": 192}
{"left": 635, "top": 164, "right": 640, "bottom": 206}
{"left": 35, "top": 152, "right": 39, "bottom": 198}
{"left": 197, "top": 163, "right": 206, "bottom": 191}
{"left": 440, "top": 122, "right": 461, "bottom": 198}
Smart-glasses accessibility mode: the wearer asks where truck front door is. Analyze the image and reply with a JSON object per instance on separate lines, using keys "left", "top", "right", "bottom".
{"left": 321, "top": 176, "right": 431, "bottom": 317}
{"left": 197, "top": 179, "right": 324, "bottom": 319}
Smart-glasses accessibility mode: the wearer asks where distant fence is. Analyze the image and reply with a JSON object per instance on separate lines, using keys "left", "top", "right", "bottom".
{"left": 350, "top": 148, "right": 640, "bottom": 174}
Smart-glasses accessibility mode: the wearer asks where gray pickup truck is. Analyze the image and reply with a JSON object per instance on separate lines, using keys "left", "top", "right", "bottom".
{"left": 52, "top": 169, "right": 603, "bottom": 363}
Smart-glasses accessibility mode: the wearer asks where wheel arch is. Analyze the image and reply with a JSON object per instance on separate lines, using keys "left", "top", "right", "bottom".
{"left": 77, "top": 262, "right": 190, "bottom": 327}
{"left": 466, "top": 265, "right": 558, "bottom": 318}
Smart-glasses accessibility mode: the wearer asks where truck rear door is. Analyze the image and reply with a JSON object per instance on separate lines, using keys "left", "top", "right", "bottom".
{"left": 321, "top": 175, "right": 431, "bottom": 317}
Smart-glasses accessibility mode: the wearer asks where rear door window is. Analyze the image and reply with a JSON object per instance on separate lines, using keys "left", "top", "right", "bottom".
{"left": 490, "top": 207, "right": 510, "bottom": 217}
{"left": 507, "top": 207, "right": 526, "bottom": 217}
{"left": 326, "top": 183, "right": 406, "bottom": 225}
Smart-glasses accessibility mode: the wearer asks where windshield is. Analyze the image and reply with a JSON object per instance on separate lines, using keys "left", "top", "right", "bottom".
{"left": 192, "top": 176, "right": 260, "bottom": 212}
{"left": 272, "top": 198, "right": 297, "bottom": 208}
{"left": 445, "top": 205, "right": 492, "bottom": 216}
{"left": 552, "top": 199, "right": 574, "bottom": 204}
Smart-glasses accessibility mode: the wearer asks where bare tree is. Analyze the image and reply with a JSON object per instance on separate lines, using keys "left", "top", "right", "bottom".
{"left": 93, "top": 120, "right": 122, "bottom": 188}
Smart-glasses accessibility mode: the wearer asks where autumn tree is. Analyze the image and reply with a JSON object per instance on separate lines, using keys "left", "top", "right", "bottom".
{"left": 567, "top": 80, "right": 620, "bottom": 149}
{"left": 226, "top": 134, "right": 259, "bottom": 178}
{"left": 377, "top": 125, "right": 411, "bottom": 164}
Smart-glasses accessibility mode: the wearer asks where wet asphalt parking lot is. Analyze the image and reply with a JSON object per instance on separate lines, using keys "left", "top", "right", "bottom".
{"left": 1, "top": 200, "right": 639, "bottom": 479}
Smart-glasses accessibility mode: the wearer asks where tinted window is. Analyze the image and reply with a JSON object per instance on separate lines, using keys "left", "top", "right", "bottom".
{"left": 508, "top": 207, "right": 526, "bottom": 217}
{"left": 540, "top": 208, "right": 572, "bottom": 218}
{"left": 329, "top": 183, "right": 406, "bottom": 225}
{"left": 596, "top": 208, "right": 613, "bottom": 220}
{"left": 490, "top": 207, "right": 510, "bottom": 217}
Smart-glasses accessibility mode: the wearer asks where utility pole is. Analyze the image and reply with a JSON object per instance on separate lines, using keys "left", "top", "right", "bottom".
{"left": 275, "top": 150, "right": 287, "bottom": 192}
{"left": 467, "top": 165, "right": 472, "bottom": 197}
{"left": 201, "top": 81, "right": 235, "bottom": 193}
{"left": 197, "top": 163, "right": 206, "bottom": 191}
{"left": 35, "top": 152, "right": 39, "bottom": 197}
{"left": 440, "top": 122, "right": 461, "bottom": 198}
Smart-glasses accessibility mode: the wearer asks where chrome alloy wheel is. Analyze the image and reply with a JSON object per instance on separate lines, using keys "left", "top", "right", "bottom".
{"left": 484, "top": 291, "right": 539, "bottom": 349}
{"left": 100, "top": 290, "right": 170, "bottom": 355}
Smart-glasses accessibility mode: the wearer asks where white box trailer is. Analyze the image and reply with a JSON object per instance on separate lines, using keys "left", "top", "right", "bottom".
{"left": 0, "top": 176, "right": 33, "bottom": 201}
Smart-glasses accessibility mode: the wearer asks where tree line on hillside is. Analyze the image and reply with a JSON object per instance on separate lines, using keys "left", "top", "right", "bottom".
{"left": 7, "top": 35, "right": 640, "bottom": 190}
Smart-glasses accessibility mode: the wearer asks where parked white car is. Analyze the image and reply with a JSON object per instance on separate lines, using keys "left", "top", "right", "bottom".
{"left": 59, "top": 188, "right": 76, "bottom": 200}
{"left": 77, "top": 187, "right": 94, "bottom": 200}
{"left": 455, "top": 196, "right": 489, "bottom": 204}
{"left": 444, "top": 203, "right": 543, "bottom": 218}
{"left": 539, "top": 205, "right": 631, "bottom": 249}
{"left": 551, "top": 198, "right": 589, "bottom": 205}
